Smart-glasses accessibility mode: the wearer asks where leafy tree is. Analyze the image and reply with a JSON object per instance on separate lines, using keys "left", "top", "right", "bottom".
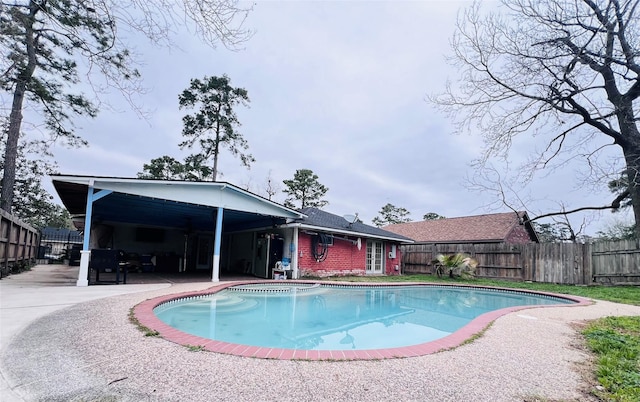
{"left": 43, "top": 205, "right": 73, "bottom": 229}
{"left": 533, "top": 222, "right": 572, "bottom": 243}
{"left": 138, "top": 156, "right": 185, "bottom": 180}
{"left": 282, "top": 169, "right": 328, "bottom": 209}
{"left": 593, "top": 172, "right": 637, "bottom": 240}
{"left": 372, "top": 203, "right": 412, "bottom": 227}
{"left": 182, "top": 154, "right": 214, "bottom": 181}
{"left": 137, "top": 154, "right": 214, "bottom": 181}
{"left": 0, "top": 1, "right": 253, "bottom": 212}
{"left": 433, "top": 0, "right": 640, "bottom": 234}
{"left": 607, "top": 173, "right": 634, "bottom": 210}
{"left": 20, "top": 196, "right": 72, "bottom": 229}
{"left": 178, "top": 75, "right": 253, "bottom": 181}
{"left": 0, "top": 136, "right": 70, "bottom": 229}
{"left": 1, "top": 1, "right": 129, "bottom": 212}
{"left": 596, "top": 217, "right": 637, "bottom": 240}
{"left": 423, "top": 212, "right": 446, "bottom": 221}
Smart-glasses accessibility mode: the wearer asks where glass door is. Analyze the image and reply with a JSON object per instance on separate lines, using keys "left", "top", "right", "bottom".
{"left": 366, "top": 240, "right": 384, "bottom": 274}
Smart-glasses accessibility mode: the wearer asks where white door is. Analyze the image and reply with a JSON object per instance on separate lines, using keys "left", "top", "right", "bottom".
{"left": 366, "top": 240, "right": 384, "bottom": 274}
{"left": 196, "top": 236, "right": 213, "bottom": 270}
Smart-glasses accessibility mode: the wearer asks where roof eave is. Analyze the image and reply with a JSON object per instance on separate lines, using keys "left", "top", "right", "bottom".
{"left": 410, "top": 239, "right": 504, "bottom": 244}
{"left": 282, "top": 223, "right": 414, "bottom": 243}
{"left": 51, "top": 174, "right": 306, "bottom": 220}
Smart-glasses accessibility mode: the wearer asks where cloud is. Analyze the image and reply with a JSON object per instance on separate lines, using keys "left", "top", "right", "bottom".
{"left": 25, "top": 0, "right": 617, "bottom": 233}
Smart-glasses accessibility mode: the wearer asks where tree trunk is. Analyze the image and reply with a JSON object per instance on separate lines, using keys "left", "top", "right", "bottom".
{"left": 621, "top": 104, "right": 640, "bottom": 237}
{"left": 617, "top": 94, "right": 640, "bottom": 237}
{"left": 212, "top": 118, "right": 221, "bottom": 181}
{"left": 0, "top": 84, "right": 26, "bottom": 212}
{"left": 623, "top": 146, "right": 640, "bottom": 237}
{"left": 1, "top": 5, "right": 36, "bottom": 212}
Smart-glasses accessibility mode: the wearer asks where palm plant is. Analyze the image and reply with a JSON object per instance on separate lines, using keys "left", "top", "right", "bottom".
{"left": 434, "top": 253, "right": 478, "bottom": 279}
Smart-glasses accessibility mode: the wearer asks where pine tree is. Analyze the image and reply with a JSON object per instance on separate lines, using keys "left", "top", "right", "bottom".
{"left": 372, "top": 203, "right": 412, "bottom": 227}
{"left": 178, "top": 75, "right": 253, "bottom": 181}
{"left": 282, "top": 169, "right": 329, "bottom": 209}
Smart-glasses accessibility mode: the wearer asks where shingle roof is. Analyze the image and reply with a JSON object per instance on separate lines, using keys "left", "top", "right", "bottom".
{"left": 383, "top": 211, "right": 535, "bottom": 243}
{"left": 296, "top": 208, "right": 413, "bottom": 242}
{"left": 40, "top": 227, "right": 83, "bottom": 243}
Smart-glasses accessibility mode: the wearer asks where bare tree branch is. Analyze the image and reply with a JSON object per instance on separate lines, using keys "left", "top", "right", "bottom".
{"left": 432, "top": 0, "right": 640, "bottom": 234}
{"left": 529, "top": 189, "right": 630, "bottom": 222}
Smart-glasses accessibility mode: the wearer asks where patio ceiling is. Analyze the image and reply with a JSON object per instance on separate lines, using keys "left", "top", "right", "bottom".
{"left": 52, "top": 175, "right": 304, "bottom": 232}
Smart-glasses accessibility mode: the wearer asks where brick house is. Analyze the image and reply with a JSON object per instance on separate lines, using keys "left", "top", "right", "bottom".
{"left": 280, "top": 208, "right": 414, "bottom": 277}
{"left": 52, "top": 174, "right": 414, "bottom": 284}
{"left": 383, "top": 211, "right": 539, "bottom": 244}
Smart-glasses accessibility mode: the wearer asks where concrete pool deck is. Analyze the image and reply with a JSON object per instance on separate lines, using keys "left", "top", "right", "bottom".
{"left": 2, "top": 265, "right": 640, "bottom": 401}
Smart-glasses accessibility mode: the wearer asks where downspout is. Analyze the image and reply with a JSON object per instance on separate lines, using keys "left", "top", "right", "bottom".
{"left": 292, "top": 226, "right": 299, "bottom": 279}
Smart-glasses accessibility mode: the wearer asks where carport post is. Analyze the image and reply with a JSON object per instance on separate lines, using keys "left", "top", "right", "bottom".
{"left": 211, "top": 207, "right": 223, "bottom": 282}
{"left": 77, "top": 184, "right": 95, "bottom": 286}
{"left": 77, "top": 183, "right": 112, "bottom": 287}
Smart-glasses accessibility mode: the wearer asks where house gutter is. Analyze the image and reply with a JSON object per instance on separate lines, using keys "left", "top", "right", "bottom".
{"left": 281, "top": 223, "right": 414, "bottom": 243}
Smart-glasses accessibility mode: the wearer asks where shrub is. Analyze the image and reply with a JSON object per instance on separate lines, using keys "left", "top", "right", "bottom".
{"left": 434, "top": 253, "right": 478, "bottom": 279}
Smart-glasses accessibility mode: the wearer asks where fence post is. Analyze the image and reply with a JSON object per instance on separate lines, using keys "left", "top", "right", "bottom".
{"left": 521, "top": 244, "right": 530, "bottom": 281}
{"left": 583, "top": 242, "right": 592, "bottom": 285}
{"left": 9, "top": 220, "right": 18, "bottom": 271}
{"left": 0, "top": 217, "right": 7, "bottom": 277}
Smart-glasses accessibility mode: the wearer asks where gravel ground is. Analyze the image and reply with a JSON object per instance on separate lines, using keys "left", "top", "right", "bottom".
{"left": 3, "top": 282, "right": 640, "bottom": 402}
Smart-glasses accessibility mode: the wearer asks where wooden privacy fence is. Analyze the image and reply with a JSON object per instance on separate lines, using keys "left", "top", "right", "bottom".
{"left": 402, "top": 240, "right": 640, "bottom": 285}
{"left": 0, "top": 209, "right": 39, "bottom": 278}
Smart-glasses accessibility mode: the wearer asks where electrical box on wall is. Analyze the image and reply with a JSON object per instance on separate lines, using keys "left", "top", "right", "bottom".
{"left": 388, "top": 244, "right": 397, "bottom": 259}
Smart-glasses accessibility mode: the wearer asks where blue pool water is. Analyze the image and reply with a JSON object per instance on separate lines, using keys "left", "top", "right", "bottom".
{"left": 153, "top": 284, "right": 574, "bottom": 351}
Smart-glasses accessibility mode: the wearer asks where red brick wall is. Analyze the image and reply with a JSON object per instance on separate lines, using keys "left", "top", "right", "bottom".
{"left": 297, "top": 233, "right": 402, "bottom": 277}
{"left": 298, "top": 233, "right": 365, "bottom": 277}
{"left": 506, "top": 225, "right": 536, "bottom": 244}
{"left": 386, "top": 244, "right": 401, "bottom": 276}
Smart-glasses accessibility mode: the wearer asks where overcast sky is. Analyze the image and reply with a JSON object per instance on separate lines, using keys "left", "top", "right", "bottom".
{"left": 42, "top": 0, "right": 629, "bottom": 234}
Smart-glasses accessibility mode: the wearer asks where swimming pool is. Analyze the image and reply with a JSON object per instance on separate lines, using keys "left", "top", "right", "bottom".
{"left": 135, "top": 282, "right": 588, "bottom": 360}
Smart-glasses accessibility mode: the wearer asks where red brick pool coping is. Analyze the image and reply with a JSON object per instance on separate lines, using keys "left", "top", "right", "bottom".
{"left": 132, "top": 280, "right": 592, "bottom": 360}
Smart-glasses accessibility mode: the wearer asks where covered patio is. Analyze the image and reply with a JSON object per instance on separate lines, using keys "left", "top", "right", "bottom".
{"left": 51, "top": 175, "right": 305, "bottom": 286}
